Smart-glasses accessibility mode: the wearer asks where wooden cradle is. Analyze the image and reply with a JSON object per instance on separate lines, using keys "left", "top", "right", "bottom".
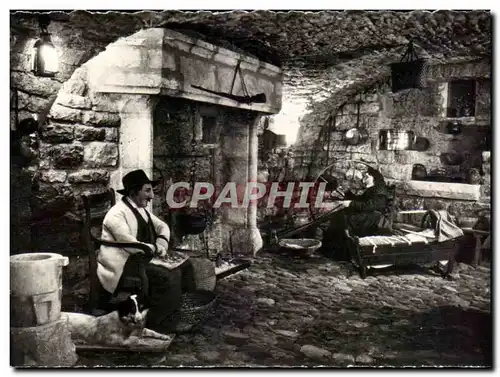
{"left": 345, "top": 223, "right": 462, "bottom": 279}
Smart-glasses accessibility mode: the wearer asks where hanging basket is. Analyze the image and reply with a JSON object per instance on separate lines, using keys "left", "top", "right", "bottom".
{"left": 390, "top": 42, "right": 426, "bottom": 93}
{"left": 391, "top": 59, "right": 426, "bottom": 93}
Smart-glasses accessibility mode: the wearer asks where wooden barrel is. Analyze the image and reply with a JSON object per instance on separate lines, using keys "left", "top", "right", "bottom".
{"left": 10, "top": 253, "right": 69, "bottom": 327}
{"left": 189, "top": 257, "right": 216, "bottom": 292}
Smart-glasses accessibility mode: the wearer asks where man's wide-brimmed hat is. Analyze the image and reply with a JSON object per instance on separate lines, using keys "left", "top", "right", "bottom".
{"left": 116, "top": 169, "right": 160, "bottom": 195}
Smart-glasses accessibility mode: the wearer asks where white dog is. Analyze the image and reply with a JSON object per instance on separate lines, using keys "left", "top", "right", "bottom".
{"left": 62, "top": 294, "right": 171, "bottom": 347}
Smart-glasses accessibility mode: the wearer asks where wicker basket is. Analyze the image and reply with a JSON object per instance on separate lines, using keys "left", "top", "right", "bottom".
{"left": 189, "top": 257, "right": 216, "bottom": 292}
{"left": 174, "top": 290, "right": 217, "bottom": 333}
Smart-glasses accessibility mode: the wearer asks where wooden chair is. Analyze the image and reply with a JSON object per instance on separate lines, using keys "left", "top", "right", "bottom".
{"left": 374, "top": 183, "right": 397, "bottom": 232}
{"left": 80, "top": 189, "right": 153, "bottom": 315}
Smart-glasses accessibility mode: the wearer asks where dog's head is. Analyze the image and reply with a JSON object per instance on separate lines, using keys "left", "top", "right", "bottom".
{"left": 117, "top": 294, "right": 148, "bottom": 329}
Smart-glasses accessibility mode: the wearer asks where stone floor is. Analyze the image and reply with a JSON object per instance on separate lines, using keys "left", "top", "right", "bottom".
{"left": 74, "top": 249, "right": 491, "bottom": 368}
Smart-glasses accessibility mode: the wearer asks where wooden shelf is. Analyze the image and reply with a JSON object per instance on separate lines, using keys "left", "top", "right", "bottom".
{"left": 440, "top": 116, "right": 490, "bottom": 127}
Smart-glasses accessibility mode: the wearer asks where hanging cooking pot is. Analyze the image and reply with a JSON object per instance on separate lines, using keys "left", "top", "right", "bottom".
{"left": 344, "top": 128, "right": 369, "bottom": 146}
{"left": 178, "top": 213, "right": 207, "bottom": 235}
{"left": 344, "top": 101, "right": 368, "bottom": 146}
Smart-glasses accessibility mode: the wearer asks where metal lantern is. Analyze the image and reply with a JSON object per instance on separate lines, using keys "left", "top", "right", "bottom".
{"left": 31, "top": 15, "right": 58, "bottom": 77}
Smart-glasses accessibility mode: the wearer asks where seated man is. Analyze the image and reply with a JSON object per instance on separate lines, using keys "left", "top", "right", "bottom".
{"left": 97, "top": 169, "right": 195, "bottom": 332}
{"left": 321, "top": 166, "right": 391, "bottom": 260}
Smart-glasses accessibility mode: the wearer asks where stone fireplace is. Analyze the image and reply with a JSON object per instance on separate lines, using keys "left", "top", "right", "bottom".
{"left": 151, "top": 96, "right": 264, "bottom": 255}
{"left": 36, "top": 28, "right": 282, "bottom": 256}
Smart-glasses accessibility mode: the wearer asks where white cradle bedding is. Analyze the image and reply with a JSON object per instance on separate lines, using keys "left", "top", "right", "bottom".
{"left": 357, "top": 229, "right": 438, "bottom": 269}
{"left": 358, "top": 228, "right": 436, "bottom": 249}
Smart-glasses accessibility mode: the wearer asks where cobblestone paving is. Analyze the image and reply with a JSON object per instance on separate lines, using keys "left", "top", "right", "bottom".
{"left": 77, "top": 251, "right": 491, "bottom": 368}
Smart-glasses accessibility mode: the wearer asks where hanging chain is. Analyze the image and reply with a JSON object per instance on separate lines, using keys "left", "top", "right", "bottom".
{"left": 189, "top": 114, "right": 198, "bottom": 189}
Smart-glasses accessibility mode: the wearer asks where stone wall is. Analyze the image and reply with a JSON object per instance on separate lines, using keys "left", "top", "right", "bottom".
{"left": 11, "top": 16, "right": 111, "bottom": 255}
{"left": 32, "top": 67, "right": 121, "bottom": 254}
{"left": 292, "top": 59, "right": 491, "bottom": 216}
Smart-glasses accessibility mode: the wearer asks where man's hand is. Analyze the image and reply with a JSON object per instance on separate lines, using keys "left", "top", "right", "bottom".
{"left": 154, "top": 242, "right": 168, "bottom": 258}
{"left": 144, "top": 243, "right": 155, "bottom": 253}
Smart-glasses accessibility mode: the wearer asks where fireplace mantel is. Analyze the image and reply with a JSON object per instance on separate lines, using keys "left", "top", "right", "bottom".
{"left": 88, "top": 28, "right": 282, "bottom": 114}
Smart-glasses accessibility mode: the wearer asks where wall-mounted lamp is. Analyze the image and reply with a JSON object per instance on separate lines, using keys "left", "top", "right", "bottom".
{"left": 31, "top": 14, "right": 58, "bottom": 77}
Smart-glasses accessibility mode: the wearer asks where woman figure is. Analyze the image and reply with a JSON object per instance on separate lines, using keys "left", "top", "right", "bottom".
{"left": 321, "top": 166, "right": 391, "bottom": 260}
